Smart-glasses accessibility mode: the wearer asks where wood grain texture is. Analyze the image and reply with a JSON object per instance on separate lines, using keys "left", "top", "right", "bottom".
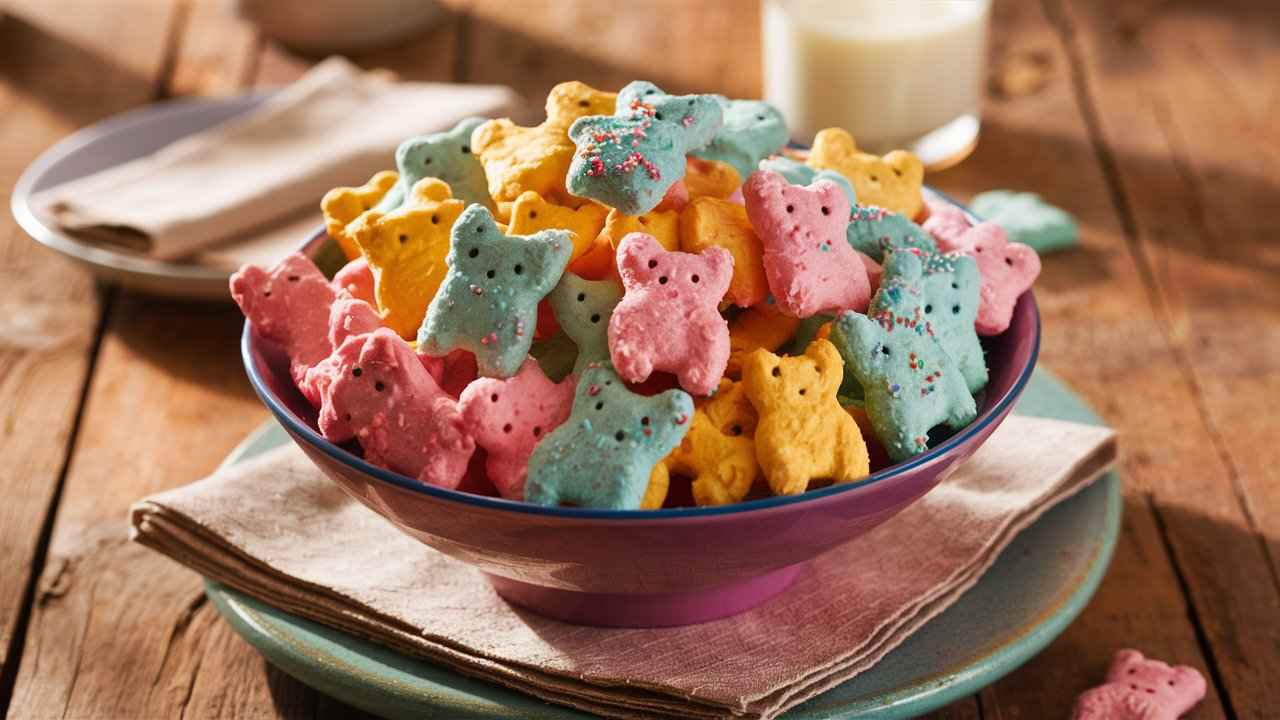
{"left": 6, "top": 9, "right": 461, "bottom": 717}
{"left": 0, "top": 0, "right": 181, "bottom": 707}
{"left": 167, "top": 0, "right": 260, "bottom": 97}
{"left": 1046, "top": 0, "right": 1280, "bottom": 714}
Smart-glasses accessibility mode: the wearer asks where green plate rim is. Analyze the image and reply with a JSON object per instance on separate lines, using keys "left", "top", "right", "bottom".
{"left": 205, "top": 368, "right": 1120, "bottom": 719}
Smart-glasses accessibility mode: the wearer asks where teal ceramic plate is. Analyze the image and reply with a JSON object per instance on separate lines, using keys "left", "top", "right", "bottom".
{"left": 207, "top": 368, "right": 1120, "bottom": 719}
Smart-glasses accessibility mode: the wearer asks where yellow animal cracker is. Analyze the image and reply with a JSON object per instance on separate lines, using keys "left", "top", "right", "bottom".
{"left": 807, "top": 128, "right": 925, "bottom": 219}
{"left": 679, "top": 197, "right": 768, "bottom": 307}
{"left": 321, "top": 170, "right": 399, "bottom": 260}
{"left": 641, "top": 462, "right": 670, "bottom": 509}
{"left": 508, "top": 191, "right": 608, "bottom": 263}
{"left": 472, "top": 81, "right": 617, "bottom": 204}
{"left": 602, "top": 208, "right": 681, "bottom": 252}
{"left": 666, "top": 379, "right": 761, "bottom": 506}
{"left": 727, "top": 304, "right": 800, "bottom": 377}
{"left": 742, "top": 339, "right": 870, "bottom": 495}
{"left": 348, "top": 178, "right": 466, "bottom": 339}
{"left": 684, "top": 157, "right": 741, "bottom": 200}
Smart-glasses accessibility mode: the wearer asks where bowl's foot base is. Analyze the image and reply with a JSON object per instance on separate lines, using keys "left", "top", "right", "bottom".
{"left": 486, "top": 563, "right": 806, "bottom": 628}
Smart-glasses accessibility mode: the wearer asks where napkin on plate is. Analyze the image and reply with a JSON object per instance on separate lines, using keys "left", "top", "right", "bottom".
{"left": 129, "top": 414, "right": 1116, "bottom": 720}
{"left": 33, "top": 57, "right": 520, "bottom": 266}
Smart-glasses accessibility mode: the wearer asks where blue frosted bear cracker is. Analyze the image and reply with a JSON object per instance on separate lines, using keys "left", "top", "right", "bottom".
{"left": 377, "top": 117, "right": 494, "bottom": 212}
{"left": 871, "top": 251, "right": 988, "bottom": 396}
{"left": 846, "top": 205, "right": 937, "bottom": 262}
{"left": 547, "top": 272, "right": 623, "bottom": 375}
{"left": 692, "top": 95, "right": 789, "bottom": 178}
{"left": 525, "top": 366, "right": 694, "bottom": 509}
{"left": 565, "top": 81, "right": 723, "bottom": 216}
{"left": 830, "top": 311, "right": 976, "bottom": 462}
{"left": 616, "top": 81, "right": 724, "bottom": 151}
{"left": 417, "top": 205, "right": 572, "bottom": 378}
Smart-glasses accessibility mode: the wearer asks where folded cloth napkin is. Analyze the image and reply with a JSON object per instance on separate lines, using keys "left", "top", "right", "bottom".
{"left": 129, "top": 414, "right": 1116, "bottom": 720}
{"left": 34, "top": 57, "right": 520, "bottom": 265}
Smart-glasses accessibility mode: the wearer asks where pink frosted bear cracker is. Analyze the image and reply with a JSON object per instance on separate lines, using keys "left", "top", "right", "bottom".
{"left": 925, "top": 207, "right": 1041, "bottom": 336}
{"left": 608, "top": 232, "right": 733, "bottom": 396}
{"left": 332, "top": 257, "right": 376, "bottom": 306}
{"left": 231, "top": 253, "right": 339, "bottom": 405}
{"left": 318, "top": 328, "right": 475, "bottom": 489}
{"left": 458, "top": 358, "right": 575, "bottom": 500}
{"left": 1073, "top": 649, "right": 1206, "bottom": 720}
{"left": 742, "top": 170, "right": 871, "bottom": 318}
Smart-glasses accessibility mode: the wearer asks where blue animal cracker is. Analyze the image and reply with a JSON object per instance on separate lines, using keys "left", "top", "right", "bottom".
{"left": 969, "top": 190, "right": 1078, "bottom": 254}
{"left": 566, "top": 82, "right": 723, "bottom": 215}
{"left": 547, "top": 272, "right": 623, "bottom": 375}
{"left": 524, "top": 366, "right": 694, "bottom": 509}
{"left": 616, "top": 81, "right": 724, "bottom": 151}
{"left": 692, "top": 96, "right": 789, "bottom": 178}
{"left": 846, "top": 205, "right": 937, "bottom": 262}
{"left": 416, "top": 205, "right": 572, "bottom": 378}
{"left": 830, "top": 311, "right": 976, "bottom": 461}
{"left": 758, "top": 155, "right": 857, "bottom": 206}
{"left": 377, "top": 117, "right": 493, "bottom": 212}
{"left": 871, "top": 251, "right": 987, "bottom": 395}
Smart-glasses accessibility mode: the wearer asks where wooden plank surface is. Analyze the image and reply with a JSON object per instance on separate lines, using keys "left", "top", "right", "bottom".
{"left": 1046, "top": 0, "right": 1280, "bottom": 714}
{"left": 3, "top": 2, "right": 455, "bottom": 716}
{"left": 3, "top": 0, "right": 1276, "bottom": 717}
{"left": 0, "top": 0, "right": 181, "bottom": 712}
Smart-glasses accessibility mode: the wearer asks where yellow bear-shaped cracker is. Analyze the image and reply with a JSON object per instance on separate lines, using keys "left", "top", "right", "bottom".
{"left": 743, "top": 339, "right": 870, "bottom": 495}
{"left": 348, "top": 178, "right": 466, "bottom": 339}
{"left": 321, "top": 170, "right": 399, "bottom": 260}
{"left": 727, "top": 304, "right": 801, "bottom": 377}
{"left": 602, "top": 208, "right": 681, "bottom": 252}
{"left": 666, "top": 379, "right": 761, "bottom": 506}
{"left": 507, "top": 191, "right": 608, "bottom": 263}
{"left": 472, "top": 81, "right": 617, "bottom": 204}
{"left": 679, "top": 197, "right": 768, "bottom": 307}
{"left": 641, "top": 462, "right": 670, "bottom": 510}
{"left": 807, "top": 128, "right": 925, "bottom": 219}
{"left": 684, "top": 157, "right": 741, "bottom": 201}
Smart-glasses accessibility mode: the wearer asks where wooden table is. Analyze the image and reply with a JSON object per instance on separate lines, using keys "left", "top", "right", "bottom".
{"left": 2, "top": 0, "right": 1276, "bottom": 717}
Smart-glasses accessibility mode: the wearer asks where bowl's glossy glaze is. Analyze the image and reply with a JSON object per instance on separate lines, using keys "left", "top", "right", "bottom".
{"left": 242, "top": 204, "right": 1040, "bottom": 627}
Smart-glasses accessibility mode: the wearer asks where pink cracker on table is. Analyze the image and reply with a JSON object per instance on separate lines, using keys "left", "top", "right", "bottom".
{"left": 1072, "top": 649, "right": 1206, "bottom": 720}
{"left": 230, "top": 253, "right": 337, "bottom": 402}
{"left": 608, "top": 232, "right": 733, "bottom": 396}
{"left": 742, "top": 170, "right": 870, "bottom": 318}
{"left": 332, "top": 256, "right": 376, "bottom": 306}
{"left": 317, "top": 328, "right": 475, "bottom": 489}
{"left": 933, "top": 220, "right": 1040, "bottom": 335}
{"left": 458, "top": 359, "right": 576, "bottom": 500}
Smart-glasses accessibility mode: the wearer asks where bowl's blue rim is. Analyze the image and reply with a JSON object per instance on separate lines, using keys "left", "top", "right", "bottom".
{"left": 240, "top": 194, "right": 1040, "bottom": 521}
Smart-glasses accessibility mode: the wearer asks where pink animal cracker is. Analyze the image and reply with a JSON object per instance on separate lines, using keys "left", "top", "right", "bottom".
{"left": 458, "top": 359, "right": 575, "bottom": 500}
{"left": 921, "top": 198, "right": 972, "bottom": 248}
{"left": 332, "top": 257, "right": 376, "bottom": 306}
{"left": 318, "top": 328, "right": 475, "bottom": 489}
{"left": 608, "top": 232, "right": 733, "bottom": 396}
{"left": 933, "top": 219, "right": 1041, "bottom": 335}
{"left": 742, "top": 170, "right": 871, "bottom": 318}
{"left": 1073, "top": 649, "right": 1207, "bottom": 720}
{"left": 301, "top": 296, "right": 385, "bottom": 440}
{"left": 230, "top": 253, "right": 337, "bottom": 401}
{"left": 418, "top": 349, "right": 479, "bottom": 400}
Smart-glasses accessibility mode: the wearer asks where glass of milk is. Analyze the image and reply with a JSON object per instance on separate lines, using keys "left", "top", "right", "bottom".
{"left": 762, "top": 0, "right": 990, "bottom": 169}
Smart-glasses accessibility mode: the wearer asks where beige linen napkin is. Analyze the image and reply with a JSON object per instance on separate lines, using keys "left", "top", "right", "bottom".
{"left": 35, "top": 57, "right": 519, "bottom": 265}
{"left": 130, "top": 414, "right": 1116, "bottom": 719}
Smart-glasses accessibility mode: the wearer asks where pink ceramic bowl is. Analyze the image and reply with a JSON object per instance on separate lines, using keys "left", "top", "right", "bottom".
{"left": 241, "top": 195, "right": 1040, "bottom": 628}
